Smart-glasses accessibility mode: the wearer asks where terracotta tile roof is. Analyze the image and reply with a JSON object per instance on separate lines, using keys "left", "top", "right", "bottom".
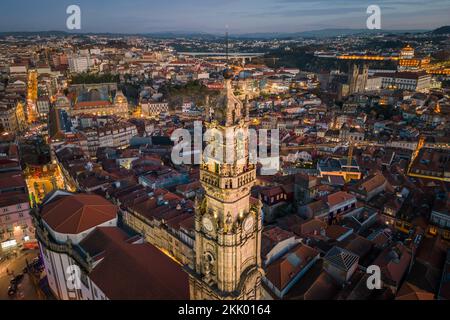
{"left": 350, "top": 173, "right": 386, "bottom": 194}
{"left": 260, "top": 186, "right": 284, "bottom": 198}
{"left": 306, "top": 199, "right": 329, "bottom": 213}
{"left": 80, "top": 226, "right": 130, "bottom": 258}
{"left": 41, "top": 194, "right": 117, "bottom": 234}
{"left": 327, "top": 191, "right": 355, "bottom": 207}
{"left": 74, "top": 100, "right": 111, "bottom": 109}
{"left": 396, "top": 282, "right": 434, "bottom": 300}
{"left": 325, "top": 225, "right": 352, "bottom": 241}
{"left": 367, "top": 229, "right": 391, "bottom": 248}
{"left": 80, "top": 227, "right": 189, "bottom": 299}
{"left": 303, "top": 271, "right": 339, "bottom": 300}
{"left": 0, "top": 191, "right": 29, "bottom": 208}
{"left": 0, "top": 171, "right": 26, "bottom": 190}
{"left": 130, "top": 198, "right": 158, "bottom": 220}
{"left": 176, "top": 181, "right": 202, "bottom": 193}
{"left": 415, "top": 236, "right": 447, "bottom": 270}
{"left": 262, "top": 226, "right": 296, "bottom": 257}
{"left": 266, "top": 244, "right": 319, "bottom": 291}
{"left": 264, "top": 226, "right": 295, "bottom": 243}
{"left": 295, "top": 219, "right": 327, "bottom": 236}
{"left": 0, "top": 159, "right": 20, "bottom": 170}
{"left": 339, "top": 234, "right": 373, "bottom": 259}
{"left": 166, "top": 212, "right": 193, "bottom": 230}
{"left": 178, "top": 215, "right": 195, "bottom": 231}
{"left": 373, "top": 243, "right": 411, "bottom": 286}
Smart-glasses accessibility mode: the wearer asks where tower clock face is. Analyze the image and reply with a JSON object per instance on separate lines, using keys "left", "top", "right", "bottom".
{"left": 244, "top": 215, "right": 254, "bottom": 232}
{"left": 202, "top": 216, "right": 214, "bottom": 233}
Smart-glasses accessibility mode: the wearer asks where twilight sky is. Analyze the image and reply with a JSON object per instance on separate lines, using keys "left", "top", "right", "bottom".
{"left": 0, "top": 0, "right": 449, "bottom": 34}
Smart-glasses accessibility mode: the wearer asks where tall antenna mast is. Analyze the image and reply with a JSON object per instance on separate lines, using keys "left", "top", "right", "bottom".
{"left": 225, "top": 25, "right": 229, "bottom": 67}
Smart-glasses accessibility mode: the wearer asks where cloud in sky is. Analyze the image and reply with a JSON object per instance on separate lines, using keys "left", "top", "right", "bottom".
{"left": 0, "top": 0, "right": 448, "bottom": 33}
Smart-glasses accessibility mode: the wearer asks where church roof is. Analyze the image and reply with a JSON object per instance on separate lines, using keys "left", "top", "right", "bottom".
{"left": 41, "top": 194, "right": 117, "bottom": 234}
{"left": 80, "top": 226, "right": 189, "bottom": 300}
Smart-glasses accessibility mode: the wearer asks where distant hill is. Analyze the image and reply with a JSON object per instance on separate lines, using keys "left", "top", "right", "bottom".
{"left": 432, "top": 26, "right": 450, "bottom": 34}
{"left": 233, "top": 28, "right": 429, "bottom": 39}
{"left": 0, "top": 28, "right": 432, "bottom": 40}
{"left": 143, "top": 32, "right": 222, "bottom": 40}
{"left": 0, "top": 30, "right": 71, "bottom": 37}
{"left": 0, "top": 30, "right": 221, "bottom": 40}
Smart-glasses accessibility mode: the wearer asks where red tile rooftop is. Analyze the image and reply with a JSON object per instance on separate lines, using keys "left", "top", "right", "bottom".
{"left": 396, "top": 282, "right": 434, "bottom": 300}
{"left": 373, "top": 243, "right": 411, "bottom": 286}
{"left": 0, "top": 171, "right": 26, "bottom": 189}
{"left": 178, "top": 215, "right": 195, "bottom": 231}
{"left": 0, "top": 191, "right": 29, "bottom": 208}
{"left": 260, "top": 186, "right": 284, "bottom": 198}
{"left": 263, "top": 226, "right": 295, "bottom": 243}
{"left": 41, "top": 194, "right": 118, "bottom": 235}
{"left": 293, "top": 219, "right": 327, "bottom": 236}
{"left": 326, "top": 191, "right": 355, "bottom": 207}
{"left": 0, "top": 159, "right": 20, "bottom": 169}
{"left": 266, "top": 243, "right": 319, "bottom": 292}
{"left": 80, "top": 227, "right": 189, "bottom": 300}
{"left": 166, "top": 212, "right": 194, "bottom": 230}
{"left": 176, "top": 180, "right": 201, "bottom": 193}
{"left": 74, "top": 100, "right": 112, "bottom": 108}
{"left": 303, "top": 271, "right": 339, "bottom": 300}
{"left": 325, "top": 225, "right": 352, "bottom": 241}
{"left": 338, "top": 234, "right": 373, "bottom": 259}
{"left": 415, "top": 236, "right": 447, "bottom": 270}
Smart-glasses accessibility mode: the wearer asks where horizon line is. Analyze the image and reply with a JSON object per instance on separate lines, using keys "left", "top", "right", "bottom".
{"left": 0, "top": 26, "right": 440, "bottom": 36}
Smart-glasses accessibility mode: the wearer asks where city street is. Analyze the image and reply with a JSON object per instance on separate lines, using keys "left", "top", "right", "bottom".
{"left": 0, "top": 249, "right": 41, "bottom": 300}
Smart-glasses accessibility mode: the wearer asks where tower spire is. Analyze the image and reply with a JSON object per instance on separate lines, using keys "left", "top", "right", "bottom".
{"left": 187, "top": 29, "right": 263, "bottom": 298}
{"left": 225, "top": 27, "right": 229, "bottom": 67}
{"left": 222, "top": 27, "right": 234, "bottom": 83}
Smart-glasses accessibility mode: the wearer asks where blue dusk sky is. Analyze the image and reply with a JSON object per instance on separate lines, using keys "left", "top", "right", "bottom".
{"left": 0, "top": 0, "right": 449, "bottom": 34}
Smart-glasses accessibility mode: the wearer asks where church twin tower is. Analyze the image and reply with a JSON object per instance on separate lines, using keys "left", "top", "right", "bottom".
{"left": 186, "top": 69, "right": 264, "bottom": 300}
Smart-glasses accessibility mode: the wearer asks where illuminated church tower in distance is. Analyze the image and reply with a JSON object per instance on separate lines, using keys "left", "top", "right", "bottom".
{"left": 186, "top": 68, "right": 264, "bottom": 300}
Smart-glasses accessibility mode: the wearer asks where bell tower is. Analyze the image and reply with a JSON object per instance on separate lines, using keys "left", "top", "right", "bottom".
{"left": 186, "top": 65, "right": 264, "bottom": 300}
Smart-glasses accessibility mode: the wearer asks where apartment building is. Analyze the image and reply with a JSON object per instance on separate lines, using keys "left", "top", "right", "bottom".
{"left": 375, "top": 71, "right": 432, "bottom": 92}
{"left": 0, "top": 171, "right": 33, "bottom": 255}
{"left": 141, "top": 99, "right": 169, "bottom": 117}
{"left": 68, "top": 55, "right": 91, "bottom": 73}
{"left": 107, "top": 184, "right": 195, "bottom": 267}
{"left": 81, "top": 122, "right": 138, "bottom": 157}
{"left": 0, "top": 102, "right": 26, "bottom": 133}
